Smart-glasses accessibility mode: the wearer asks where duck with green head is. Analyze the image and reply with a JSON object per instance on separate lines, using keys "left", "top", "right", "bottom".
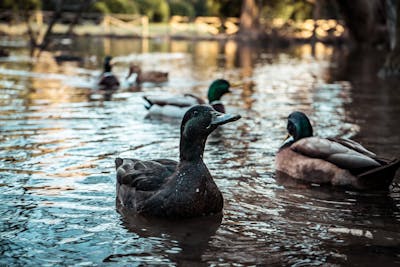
{"left": 115, "top": 105, "right": 241, "bottom": 218}
{"left": 143, "top": 79, "right": 231, "bottom": 118}
{"left": 97, "top": 56, "right": 120, "bottom": 91}
{"left": 276, "top": 111, "right": 400, "bottom": 190}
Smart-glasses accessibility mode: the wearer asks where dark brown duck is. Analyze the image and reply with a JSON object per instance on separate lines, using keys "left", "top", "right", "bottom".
{"left": 115, "top": 105, "right": 241, "bottom": 218}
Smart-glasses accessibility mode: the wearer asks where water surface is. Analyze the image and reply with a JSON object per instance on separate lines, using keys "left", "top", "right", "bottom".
{"left": 1, "top": 37, "right": 399, "bottom": 266}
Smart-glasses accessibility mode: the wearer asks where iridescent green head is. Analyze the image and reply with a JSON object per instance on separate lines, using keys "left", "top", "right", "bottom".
{"left": 287, "top": 111, "right": 313, "bottom": 141}
{"left": 207, "top": 79, "right": 230, "bottom": 103}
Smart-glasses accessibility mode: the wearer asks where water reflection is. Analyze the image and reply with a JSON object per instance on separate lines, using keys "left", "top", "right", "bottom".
{"left": 115, "top": 206, "right": 222, "bottom": 265}
{"left": 0, "top": 37, "right": 399, "bottom": 266}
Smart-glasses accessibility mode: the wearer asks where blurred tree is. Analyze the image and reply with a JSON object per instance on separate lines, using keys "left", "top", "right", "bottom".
{"left": 259, "top": 0, "right": 312, "bottom": 21}
{"left": 18, "top": 0, "right": 96, "bottom": 53}
{"left": 168, "top": 0, "right": 195, "bottom": 18}
{"left": 335, "top": 0, "right": 400, "bottom": 77}
{"left": 0, "top": 0, "right": 41, "bottom": 11}
{"left": 336, "top": 0, "right": 386, "bottom": 45}
{"left": 380, "top": 0, "right": 400, "bottom": 77}
{"left": 219, "top": 0, "right": 242, "bottom": 18}
{"left": 136, "top": 0, "right": 170, "bottom": 22}
{"left": 238, "top": 0, "right": 260, "bottom": 38}
{"left": 91, "top": 0, "right": 138, "bottom": 14}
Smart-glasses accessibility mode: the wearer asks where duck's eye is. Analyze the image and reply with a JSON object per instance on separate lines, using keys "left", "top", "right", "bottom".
{"left": 193, "top": 111, "right": 198, "bottom": 116}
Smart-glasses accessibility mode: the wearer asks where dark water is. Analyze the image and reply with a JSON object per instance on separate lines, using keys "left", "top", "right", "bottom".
{"left": 0, "top": 37, "right": 399, "bottom": 266}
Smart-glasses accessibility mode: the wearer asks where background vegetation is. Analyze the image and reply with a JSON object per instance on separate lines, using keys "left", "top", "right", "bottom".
{"left": 0, "top": 0, "right": 321, "bottom": 22}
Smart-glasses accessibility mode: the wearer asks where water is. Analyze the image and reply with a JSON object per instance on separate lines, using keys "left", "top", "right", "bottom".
{"left": 1, "top": 37, "right": 399, "bottom": 266}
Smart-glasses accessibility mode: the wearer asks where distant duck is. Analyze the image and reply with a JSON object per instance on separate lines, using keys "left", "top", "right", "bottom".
{"left": 97, "top": 56, "right": 120, "bottom": 91}
{"left": 143, "top": 79, "right": 231, "bottom": 118}
{"left": 127, "top": 64, "right": 168, "bottom": 84}
{"left": 276, "top": 111, "right": 400, "bottom": 190}
{"left": 115, "top": 105, "right": 241, "bottom": 218}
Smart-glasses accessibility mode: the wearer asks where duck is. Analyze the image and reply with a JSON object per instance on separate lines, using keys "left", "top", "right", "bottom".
{"left": 115, "top": 105, "right": 241, "bottom": 218}
{"left": 97, "top": 56, "right": 120, "bottom": 91}
{"left": 126, "top": 64, "right": 168, "bottom": 84}
{"left": 275, "top": 111, "right": 400, "bottom": 190}
{"left": 143, "top": 79, "right": 231, "bottom": 118}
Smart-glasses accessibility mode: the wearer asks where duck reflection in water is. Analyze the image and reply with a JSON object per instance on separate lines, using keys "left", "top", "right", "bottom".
{"left": 113, "top": 205, "right": 222, "bottom": 264}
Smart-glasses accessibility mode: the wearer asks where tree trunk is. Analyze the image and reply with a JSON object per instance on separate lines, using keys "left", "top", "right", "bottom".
{"left": 238, "top": 0, "right": 261, "bottom": 39}
{"left": 379, "top": 0, "right": 400, "bottom": 77}
{"left": 66, "top": 0, "right": 97, "bottom": 37}
{"left": 336, "top": 0, "right": 386, "bottom": 46}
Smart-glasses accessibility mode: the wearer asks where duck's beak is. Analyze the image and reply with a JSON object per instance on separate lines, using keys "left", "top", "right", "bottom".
{"left": 282, "top": 133, "right": 294, "bottom": 145}
{"left": 210, "top": 111, "right": 241, "bottom": 126}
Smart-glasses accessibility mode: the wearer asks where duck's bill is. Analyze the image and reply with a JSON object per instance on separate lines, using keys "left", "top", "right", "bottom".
{"left": 282, "top": 134, "right": 294, "bottom": 145}
{"left": 211, "top": 112, "right": 241, "bottom": 126}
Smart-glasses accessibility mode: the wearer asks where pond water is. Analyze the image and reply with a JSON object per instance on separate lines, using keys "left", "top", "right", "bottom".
{"left": 0, "top": 37, "right": 399, "bottom": 266}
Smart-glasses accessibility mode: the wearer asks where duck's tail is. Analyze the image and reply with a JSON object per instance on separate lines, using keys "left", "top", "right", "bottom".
{"left": 143, "top": 96, "right": 153, "bottom": 110}
{"left": 358, "top": 158, "right": 400, "bottom": 190}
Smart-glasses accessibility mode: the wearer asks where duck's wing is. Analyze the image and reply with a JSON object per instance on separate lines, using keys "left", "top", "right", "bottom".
{"left": 291, "top": 137, "right": 381, "bottom": 170}
{"left": 116, "top": 158, "right": 177, "bottom": 191}
{"left": 145, "top": 71, "right": 169, "bottom": 82}
{"left": 327, "top": 137, "right": 377, "bottom": 158}
{"left": 143, "top": 95, "right": 200, "bottom": 108}
{"left": 183, "top": 93, "right": 206, "bottom": 104}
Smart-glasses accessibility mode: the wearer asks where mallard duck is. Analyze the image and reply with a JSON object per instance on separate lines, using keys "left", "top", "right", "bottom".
{"left": 143, "top": 79, "right": 231, "bottom": 118}
{"left": 115, "top": 105, "right": 241, "bottom": 218}
{"left": 275, "top": 111, "right": 400, "bottom": 190}
{"left": 127, "top": 64, "right": 168, "bottom": 84}
{"left": 97, "top": 56, "right": 120, "bottom": 91}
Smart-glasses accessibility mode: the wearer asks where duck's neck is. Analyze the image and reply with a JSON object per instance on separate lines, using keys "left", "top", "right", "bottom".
{"left": 104, "top": 63, "right": 112, "bottom": 73}
{"left": 179, "top": 136, "right": 206, "bottom": 162}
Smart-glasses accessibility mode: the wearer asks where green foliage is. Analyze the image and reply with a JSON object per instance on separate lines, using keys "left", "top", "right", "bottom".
{"left": 136, "top": 0, "right": 170, "bottom": 22}
{"left": 92, "top": 0, "right": 138, "bottom": 14}
{"left": 0, "top": 0, "right": 41, "bottom": 11}
{"left": 92, "top": 2, "right": 110, "bottom": 13}
{"left": 169, "top": 0, "right": 195, "bottom": 18}
{"left": 260, "top": 0, "right": 313, "bottom": 21}
{"left": 219, "top": 0, "right": 241, "bottom": 18}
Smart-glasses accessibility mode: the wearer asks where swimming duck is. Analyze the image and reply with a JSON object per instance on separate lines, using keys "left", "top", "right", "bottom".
{"left": 115, "top": 105, "right": 241, "bottom": 218}
{"left": 143, "top": 79, "right": 231, "bottom": 118}
{"left": 127, "top": 64, "right": 168, "bottom": 84}
{"left": 275, "top": 111, "right": 400, "bottom": 190}
{"left": 97, "top": 56, "right": 120, "bottom": 91}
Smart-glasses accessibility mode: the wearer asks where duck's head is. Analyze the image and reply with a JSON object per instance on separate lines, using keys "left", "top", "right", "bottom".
{"left": 207, "top": 79, "right": 230, "bottom": 103}
{"left": 180, "top": 105, "right": 241, "bottom": 161}
{"left": 285, "top": 111, "right": 313, "bottom": 142}
{"left": 103, "top": 56, "right": 113, "bottom": 73}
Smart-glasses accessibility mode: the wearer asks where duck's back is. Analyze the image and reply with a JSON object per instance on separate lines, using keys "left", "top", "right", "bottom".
{"left": 116, "top": 157, "right": 223, "bottom": 218}
{"left": 99, "top": 72, "right": 120, "bottom": 90}
{"left": 291, "top": 137, "right": 381, "bottom": 170}
{"left": 137, "top": 160, "right": 223, "bottom": 218}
